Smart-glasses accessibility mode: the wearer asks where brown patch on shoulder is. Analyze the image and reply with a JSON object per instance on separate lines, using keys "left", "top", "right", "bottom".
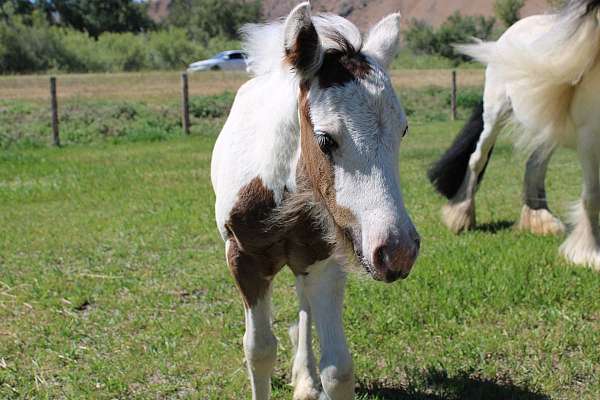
{"left": 299, "top": 82, "right": 356, "bottom": 230}
{"left": 227, "top": 177, "right": 279, "bottom": 253}
{"left": 318, "top": 50, "right": 371, "bottom": 88}
{"left": 225, "top": 176, "right": 334, "bottom": 307}
{"left": 225, "top": 177, "right": 284, "bottom": 307}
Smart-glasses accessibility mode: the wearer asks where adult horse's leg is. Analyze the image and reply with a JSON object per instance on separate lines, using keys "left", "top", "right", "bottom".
{"left": 516, "top": 147, "right": 565, "bottom": 235}
{"left": 289, "top": 275, "right": 320, "bottom": 400}
{"left": 226, "top": 240, "right": 278, "bottom": 400}
{"left": 560, "top": 129, "right": 600, "bottom": 270}
{"left": 303, "top": 260, "right": 353, "bottom": 400}
{"left": 442, "top": 74, "right": 509, "bottom": 233}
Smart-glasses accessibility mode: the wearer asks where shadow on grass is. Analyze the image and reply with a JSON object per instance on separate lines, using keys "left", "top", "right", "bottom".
{"left": 475, "top": 220, "right": 514, "bottom": 234}
{"left": 357, "top": 369, "right": 550, "bottom": 400}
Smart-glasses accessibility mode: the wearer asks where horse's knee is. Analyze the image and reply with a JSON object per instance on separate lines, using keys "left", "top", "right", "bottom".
{"left": 320, "top": 354, "right": 354, "bottom": 399}
{"left": 244, "top": 331, "right": 277, "bottom": 374}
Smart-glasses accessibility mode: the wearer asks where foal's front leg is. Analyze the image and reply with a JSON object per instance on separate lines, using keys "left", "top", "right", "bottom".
{"left": 227, "top": 240, "right": 278, "bottom": 400}
{"left": 303, "top": 260, "right": 354, "bottom": 400}
{"left": 243, "top": 292, "right": 277, "bottom": 400}
{"left": 290, "top": 275, "right": 320, "bottom": 400}
{"left": 516, "top": 147, "right": 565, "bottom": 235}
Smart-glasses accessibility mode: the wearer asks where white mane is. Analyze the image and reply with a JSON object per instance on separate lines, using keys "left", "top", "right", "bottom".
{"left": 241, "top": 14, "right": 363, "bottom": 77}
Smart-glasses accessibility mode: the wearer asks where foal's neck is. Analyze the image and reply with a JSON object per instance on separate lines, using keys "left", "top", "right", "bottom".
{"left": 254, "top": 71, "right": 302, "bottom": 203}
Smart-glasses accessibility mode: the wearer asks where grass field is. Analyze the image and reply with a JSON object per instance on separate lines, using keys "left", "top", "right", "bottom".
{"left": 1, "top": 71, "right": 599, "bottom": 399}
{"left": 0, "top": 70, "right": 484, "bottom": 103}
{"left": 1, "top": 70, "right": 482, "bottom": 150}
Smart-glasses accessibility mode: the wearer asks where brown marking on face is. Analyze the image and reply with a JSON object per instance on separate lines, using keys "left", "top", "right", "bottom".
{"left": 318, "top": 50, "right": 371, "bottom": 88}
{"left": 285, "top": 20, "right": 320, "bottom": 76}
{"left": 299, "top": 81, "right": 356, "bottom": 230}
{"left": 226, "top": 177, "right": 333, "bottom": 307}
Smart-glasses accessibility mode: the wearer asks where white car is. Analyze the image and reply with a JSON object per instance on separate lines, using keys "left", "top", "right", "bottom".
{"left": 187, "top": 50, "right": 248, "bottom": 72}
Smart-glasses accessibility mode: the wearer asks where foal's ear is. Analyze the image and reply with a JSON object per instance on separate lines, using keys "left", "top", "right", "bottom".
{"left": 284, "top": 2, "right": 323, "bottom": 78}
{"left": 363, "top": 13, "right": 402, "bottom": 70}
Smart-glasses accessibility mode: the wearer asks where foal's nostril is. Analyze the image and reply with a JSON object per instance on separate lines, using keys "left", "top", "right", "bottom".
{"left": 373, "top": 245, "right": 388, "bottom": 272}
{"left": 373, "top": 237, "right": 419, "bottom": 277}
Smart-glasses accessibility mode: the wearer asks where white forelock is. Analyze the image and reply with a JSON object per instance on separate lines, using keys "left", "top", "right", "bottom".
{"left": 241, "top": 14, "right": 363, "bottom": 77}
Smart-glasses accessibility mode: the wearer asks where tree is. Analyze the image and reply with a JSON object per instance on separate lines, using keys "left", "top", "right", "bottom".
{"left": 166, "top": 0, "right": 261, "bottom": 43}
{"left": 0, "top": 0, "right": 35, "bottom": 21}
{"left": 494, "top": 0, "right": 524, "bottom": 27}
{"left": 41, "top": 0, "right": 154, "bottom": 38}
{"left": 405, "top": 12, "right": 496, "bottom": 62}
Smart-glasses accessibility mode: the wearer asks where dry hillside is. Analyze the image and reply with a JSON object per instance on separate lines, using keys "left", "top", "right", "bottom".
{"left": 149, "top": 0, "right": 554, "bottom": 30}
{"left": 262, "top": 0, "right": 552, "bottom": 29}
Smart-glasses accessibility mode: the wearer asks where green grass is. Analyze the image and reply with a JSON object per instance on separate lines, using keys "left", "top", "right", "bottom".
{"left": 0, "top": 93, "right": 235, "bottom": 149}
{"left": 1, "top": 87, "right": 479, "bottom": 150}
{"left": 1, "top": 95, "right": 599, "bottom": 399}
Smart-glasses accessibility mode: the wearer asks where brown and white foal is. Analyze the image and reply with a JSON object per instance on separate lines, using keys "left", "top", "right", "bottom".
{"left": 211, "top": 3, "right": 420, "bottom": 399}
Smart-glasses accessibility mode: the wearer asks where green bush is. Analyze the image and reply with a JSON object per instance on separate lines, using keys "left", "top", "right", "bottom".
{"left": 0, "top": 12, "right": 59, "bottom": 73}
{"left": 166, "top": 0, "right": 261, "bottom": 43}
{"left": 96, "top": 33, "right": 147, "bottom": 72}
{"left": 405, "top": 12, "right": 497, "bottom": 63}
{"left": 146, "top": 28, "right": 206, "bottom": 70}
{"left": 401, "top": 86, "right": 483, "bottom": 123}
{"left": 190, "top": 92, "right": 235, "bottom": 119}
{"left": 0, "top": 93, "right": 237, "bottom": 149}
{"left": 454, "top": 88, "right": 483, "bottom": 109}
{"left": 0, "top": 13, "right": 232, "bottom": 73}
{"left": 494, "top": 0, "right": 524, "bottom": 27}
{"left": 54, "top": 28, "right": 103, "bottom": 72}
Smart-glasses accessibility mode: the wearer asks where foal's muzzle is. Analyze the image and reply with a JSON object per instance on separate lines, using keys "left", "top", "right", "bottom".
{"left": 372, "top": 232, "right": 420, "bottom": 283}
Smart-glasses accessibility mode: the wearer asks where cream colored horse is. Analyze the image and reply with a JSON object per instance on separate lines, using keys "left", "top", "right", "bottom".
{"left": 438, "top": 0, "right": 600, "bottom": 270}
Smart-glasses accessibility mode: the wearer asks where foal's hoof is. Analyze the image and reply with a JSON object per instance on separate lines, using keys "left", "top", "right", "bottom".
{"left": 291, "top": 363, "right": 321, "bottom": 400}
{"left": 442, "top": 200, "right": 475, "bottom": 234}
{"left": 289, "top": 323, "right": 321, "bottom": 400}
{"left": 516, "top": 205, "right": 565, "bottom": 236}
{"left": 293, "top": 384, "right": 321, "bottom": 400}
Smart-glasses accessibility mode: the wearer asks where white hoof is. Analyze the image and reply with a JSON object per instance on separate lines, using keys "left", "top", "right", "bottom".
{"left": 560, "top": 233, "right": 600, "bottom": 271}
{"left": 442, "top": 200, "right": 475, "bottom": 234}
{"left": 293, "top": 381, "right": 321, "bottom": 400}
{"left": 558, "top": 202, "right": 600, "bottom": 271}
{"left": 289, "top": 323, "right": 321, "bottom": 400}
{"left": 516, "top": 205, "right": 565, "bottom": 236}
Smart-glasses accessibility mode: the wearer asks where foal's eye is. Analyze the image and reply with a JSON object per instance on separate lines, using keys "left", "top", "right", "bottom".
{"left": 315, "top": 132, "right": 338, "bottom": 155}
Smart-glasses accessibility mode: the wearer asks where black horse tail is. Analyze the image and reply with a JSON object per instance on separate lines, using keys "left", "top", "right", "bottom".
{"left": 427, "top": 101, "right": 494, "bottom": 200}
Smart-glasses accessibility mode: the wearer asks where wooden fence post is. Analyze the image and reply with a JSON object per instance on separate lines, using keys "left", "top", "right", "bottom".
{"left": 50, "top": 77, "right": 60, "bottom": 147}
{"left": 181, "top": 72, "right": 191, "bottom": 135}
{"left": 451, "top": 70, "right": 457, "bottom": 121}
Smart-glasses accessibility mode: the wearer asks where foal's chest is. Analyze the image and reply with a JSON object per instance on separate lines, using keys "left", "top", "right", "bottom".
{"left": 226, "top": 177, "right": 332, "bottom": 277}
